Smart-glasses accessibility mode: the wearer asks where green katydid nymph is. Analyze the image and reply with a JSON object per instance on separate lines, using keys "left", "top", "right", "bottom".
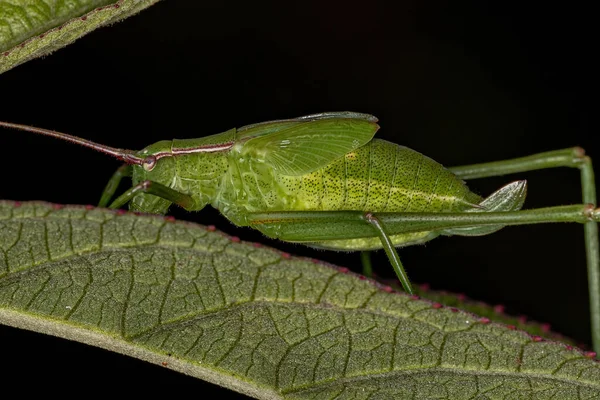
{"left": 2, "top": 111, "right": 600, "bottom": 353}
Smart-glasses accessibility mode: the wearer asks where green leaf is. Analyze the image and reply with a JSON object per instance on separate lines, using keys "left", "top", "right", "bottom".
{"left": 0, "top": 201, "right": 599, "bottom": 399}
{"left": 0, "top": 0, "right": 160, "bottom": 74}
{"left": 410, "top": 284, "right": 578, "bottom": 346}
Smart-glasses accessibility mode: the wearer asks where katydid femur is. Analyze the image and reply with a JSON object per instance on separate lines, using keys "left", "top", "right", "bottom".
{"left": 1, "top": 112, "right": 599, "bottom": 353}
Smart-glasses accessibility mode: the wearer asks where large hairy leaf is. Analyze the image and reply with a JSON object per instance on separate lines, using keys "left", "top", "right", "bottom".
{"left": 0, "top": 0, "right": 160, "bottom": 73}
{"left": 0, "top": 201, "right": 599, "bottom": 399}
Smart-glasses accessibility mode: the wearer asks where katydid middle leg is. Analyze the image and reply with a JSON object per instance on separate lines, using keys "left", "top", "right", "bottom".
{"left": 108, "top": 180, "right": 195, "bottom": 210}
{"left": 364, "top": 213, "right": 414, "bottom": 294}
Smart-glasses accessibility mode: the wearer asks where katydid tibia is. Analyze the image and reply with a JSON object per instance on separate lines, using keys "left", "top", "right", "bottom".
{"left": 1, "top": 112, "right": 599, "bottom": 353}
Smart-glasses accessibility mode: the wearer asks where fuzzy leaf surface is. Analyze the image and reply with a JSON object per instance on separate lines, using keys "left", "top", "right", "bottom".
{"left": 0, "top": 0, "right": 160, "bottom": 73}
{"left": 0, "top": 201, "right": 599, "bottom": 399}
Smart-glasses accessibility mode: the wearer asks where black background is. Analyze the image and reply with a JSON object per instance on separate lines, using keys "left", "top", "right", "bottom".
{"left": 0, "top": 1, "right": 597, "bottom": 397}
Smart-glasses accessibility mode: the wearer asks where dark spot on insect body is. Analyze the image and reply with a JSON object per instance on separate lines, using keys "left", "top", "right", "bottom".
{"left": 450, "top": 308, "right": 458, "bottom": 313}
{"left": 418, "top": 283, "right": 430, "bottom": 291}
{"left": 85, "top": 205, "right": 95, "bottom": 210}
{"left": 382, "top": 286, "right": 393, "bottom": 293}
{"left": 207, "top": 225, "right": 216, "bottom": 232}
{"left": 116, "top": 209, "right": 127, "bottom": 215}
{"left": 410, "top": 295, "right": 420, "bottom": 300}
{"left": 230, "top": 236, "right": 241, "bottom": 243}
{"left": 584, "top": 351, "right": 597, "bottom": 358}
{"left": 518, "top": 315, "right": 527, "bottom": 324}
{"left": 52, "top": 204, "right": 64, "bottom": 210}
{"left": 493, "top": 304, "right": 505, "bottom": 314}
{"left": 432, "top": 303, "right": 442, "bottom": 309}
{"left": 566, "top": 345, "right": 573, "bottom": 351}
{"left": 281, "top": 252, "right": 291, "bottom": 259}
{"left": 161, "top": 362, "right": 168, "bottom": 366}
{"left": 114, "top": 3, "right": 120, "bottom": 8}
{"left": 507, "top": 325, "right": 516, "bottom": 330}
{"left": 39, "top": 34, "right": 45, "bottom": 39}
{"left": 81, "top": 16, "right": 87, "bottom": 21}
{"left": 165, "top": 216, "right": 175, "bottom": 222}
{"left": 13, "top": 201, "right": 21, "bottom": 208}
{"left": 252, "top": 242, "right": 262, "bottom": 248}
{"left": 457, "top": 293, "right": 466, "bottom": 302}
{"left": 541, "top": 323, "right": 551, "bottom": 333}
{"left": 3, "top": 52, "right": 8, "bottom": 56}
{"left": 532, "top": 336, "right": 543, "bottom": 342}
{"left": 338, "top": 267, "right": 349, "bottom": 273}
{"left": 479, "top": 317, "right": 490, "bottom": 324}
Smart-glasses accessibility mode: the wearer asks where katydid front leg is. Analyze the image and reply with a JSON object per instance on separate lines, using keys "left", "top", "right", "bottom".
{"left": 98, "top": 164, "right": 132, "bottom": 208}
{"left": 108, "top": 180, "right": 195, "bottom": 210}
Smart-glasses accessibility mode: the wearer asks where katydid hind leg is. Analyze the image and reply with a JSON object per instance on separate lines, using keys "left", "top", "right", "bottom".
{"left": 98, "top": 164, "right": 132, "bottom": 208}
{"left": 247, "top": 205, "right": 600, "bottom": 299}
{"left": 109, "top": 180, "right": 194, "bottom": 211}
{"left": 450, "top": 147, "right": 600, "bottom": 355}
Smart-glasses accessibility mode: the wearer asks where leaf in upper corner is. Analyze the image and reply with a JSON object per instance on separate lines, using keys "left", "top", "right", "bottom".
{"left": 0, "top": 200, "right": 599, "bottom": 399}
{"left": 0, "top": 0, "right": 161, "bottom": 74}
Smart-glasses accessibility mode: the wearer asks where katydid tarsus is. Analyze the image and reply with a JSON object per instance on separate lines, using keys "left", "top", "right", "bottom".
{"left": 1, "top": 112, "right": 599, "bottom": 353}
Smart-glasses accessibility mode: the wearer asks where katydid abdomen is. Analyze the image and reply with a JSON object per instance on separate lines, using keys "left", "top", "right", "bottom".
{"left": 231, "top": 139, "right": 481, "bottom": 250}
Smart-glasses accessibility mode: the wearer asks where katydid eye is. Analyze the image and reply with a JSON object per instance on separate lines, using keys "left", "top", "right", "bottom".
{"left": 142, "top": 155, "right": 157, "bottom": 171}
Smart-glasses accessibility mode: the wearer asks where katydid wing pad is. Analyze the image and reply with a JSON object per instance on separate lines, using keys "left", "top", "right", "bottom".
{"left": 237, "top": 111, "right": 378, "bottom": 138}
{"left": 241, "top": 117, "right": 379, "bottom": 176}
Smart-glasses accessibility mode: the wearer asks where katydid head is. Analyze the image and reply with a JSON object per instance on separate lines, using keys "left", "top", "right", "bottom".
{"left": 0, "top": 121, "right": 175, "bottom": 213}
{"left": 129, "top": 140, "right": 178, "bottom": 214}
